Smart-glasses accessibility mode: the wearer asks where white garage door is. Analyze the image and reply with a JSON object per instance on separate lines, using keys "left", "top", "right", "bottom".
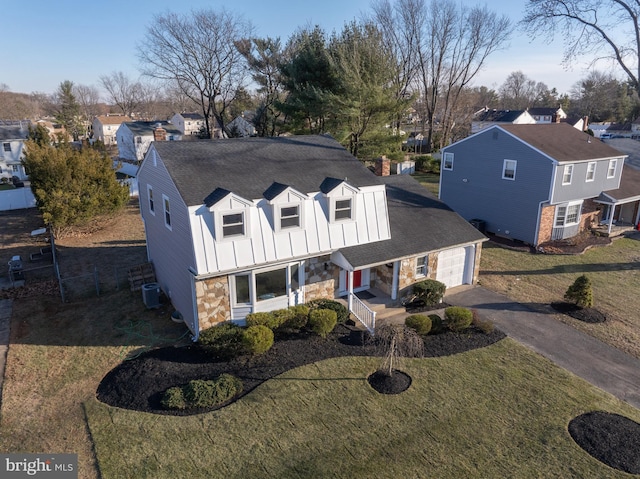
{"left": 436, "top": 247, "right": 471, "bottom": 288}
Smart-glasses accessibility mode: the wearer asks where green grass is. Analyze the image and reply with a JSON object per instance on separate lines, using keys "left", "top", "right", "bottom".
{"left": 479, "top": 238, "right": 640, "bottom": 358}
{"left": 411, "top": 171, "right": 440, "bottom": 197}
{"left": 85, "top": 339, "right": 640, "bottom": 478}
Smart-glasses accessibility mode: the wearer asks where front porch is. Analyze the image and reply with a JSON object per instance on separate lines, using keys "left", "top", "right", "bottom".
{"left": 592, "top": 221, "right": 639, "bottom": 238}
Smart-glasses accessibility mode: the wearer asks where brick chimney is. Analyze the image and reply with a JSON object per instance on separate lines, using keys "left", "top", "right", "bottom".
{"left": 375, "top": 155, "right": 390, "bottom": 176}
{"left": 153, "top": 124, "right": 167, "bottom": 141}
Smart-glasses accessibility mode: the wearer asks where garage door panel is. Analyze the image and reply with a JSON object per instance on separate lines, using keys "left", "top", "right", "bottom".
{"left": 436, "top": 247, "right": 469, "bottom": 288}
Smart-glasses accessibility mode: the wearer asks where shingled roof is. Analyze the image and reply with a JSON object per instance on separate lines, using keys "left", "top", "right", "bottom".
{"left": 337, "top": 175, "right": 487, "bottom": 268}
{"left": 152, "top": 135, "right": 383, "bottom": 206}
{"left": 499, "top": 123, "right": 627, "bottom": 163}
{"left": 124, "top": 121, "right": 181, "bottom": 137}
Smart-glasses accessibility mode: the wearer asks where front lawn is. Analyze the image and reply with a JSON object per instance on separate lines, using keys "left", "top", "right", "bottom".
{"left": 85, "top": 339, "right": 640, "bottom": 478}
{"left": 479, "top": 237, "right": 640, "bottom": 358}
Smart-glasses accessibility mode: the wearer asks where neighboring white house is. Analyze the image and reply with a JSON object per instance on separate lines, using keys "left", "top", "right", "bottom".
{"left": 471, "top": 108, "right": 536, "bottom": 133}
{"left": 527, "top": 107, "right": 567, "bottom": 124}
{"left": 0, "top": 123, "right": 29, "bottom": 181}
{"left": 92, "top": 115, "right": 131, "bottom": 145}
{"left": 170, "top": 112, "right": 206, "bottom": 136}
{"left": 116, "top": 121, "right": 182, "bottom": 162}
{"left": 137, "top": 135, "right": 487, "bottom": 337}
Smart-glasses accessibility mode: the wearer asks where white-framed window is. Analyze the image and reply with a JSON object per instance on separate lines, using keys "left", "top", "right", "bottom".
{"left": 3, "top": 143, "right": 10, "bottom": 152}
{"left": 562, "top": 164, "right": 573, "bottom": 185}
{"left": 586, "top": 162, "right": 596, "bottom": 182}
{"left": 502, "top": 159, "right": 517, "bottom": 180}
{"left": 279, "top": 205, "right": 300, "bottom": 229}
{"left": 147, "top": 185, "right": 155, "bottom": 215}
{"left": 11, "top": 165, "right": 18, "bottom": 173}
{"left": 443, "top": 152, "right": 454, "bottom": 170}
{"left": 162, "top": 194, "right": 171, "bottom": 229}
{"left": 416, "top": 256, "right": 427, "bottom": 277}
{"left": 334, "top": 198, "right": 353, "bottom": 221}
{"left": 136, "top": 136, "right": 142, "bottom": 144}
{"left": 222, "top": 212, "right": 245, "bottom": 237}
{"left": 607, "top": 159, "right": 617, "bottom": 178}
{"left": 555, "top": 202, "right": 582, "bottom": 227}
{"left": 231, "top": 263, "right": 302, "bottom": 306}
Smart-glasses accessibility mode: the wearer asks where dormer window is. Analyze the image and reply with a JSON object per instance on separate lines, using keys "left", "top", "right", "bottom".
{"left": 222, "top": 212, "right": 245, "bottom": 237}
{"left": 280, "top": 205, "right": 300, "bottom": 229}
{"left": 334, "top": 198, "right": 353, "bottom": 221}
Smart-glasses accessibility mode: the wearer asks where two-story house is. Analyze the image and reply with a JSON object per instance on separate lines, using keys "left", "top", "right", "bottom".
{"left": 170, "top": 112, "right": 206, "bottom": 137}
{"left": 92, "top": 115, "right": 131, "bottom": 145}
{"left": 527, "top": 107, "right": 567, "bottom": 124}
{"left": 137, "top": 135, "right": 486, "bottom": 338}
{"left": 116, "top": 121, "right": 182, "bottom": 162}
{"left": 0, "top": 123, "right": 29, "bottom": 181}
{"left": 440, "top": 123, "right": 638, "bottom": 247}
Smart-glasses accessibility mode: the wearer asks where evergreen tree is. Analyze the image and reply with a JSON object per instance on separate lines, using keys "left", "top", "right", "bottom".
{"left": 53, "top": 80, "right": 84, "bottom": 141}
{"left": 22, "top": 140, "right": 129, "bottom": 236}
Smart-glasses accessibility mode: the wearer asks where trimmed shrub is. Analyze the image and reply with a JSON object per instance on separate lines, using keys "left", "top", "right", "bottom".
{"left": 405, "top": 314, "right": 432, "bottom": 335}
{"left": 281, "top": 305, "right": 310, "bottom": 331}
{"left": 564, "top": 274, "right": 594, "bottom": 309}
{"left": 445, "top": 306, "right": 473, "bottom": 332}
{"left": 471, "top": 308, "right": 494, "bottom": 334}
{"left": 308, "top": 308, "right": 338, "bottom": 338}
{"left": 428, "top": 314, "right": 444, "bottom": 334}
{"left": 183, "top": 374, "right": 243, "bottom": 408}
{"left": 307, "top": 299, "right": 349, "bottom": 323}
{"left": 412, "top": 279, "right": 446, "bottom": 306}
{"left": 242, "top": 325, "right": 274, "bottom": 355}
{"left": 161, "top": 386, "right": 186, "bottom": 410}
{"left": 198, "top": 323, "right": 244, "bottom": 359}
{"left": 246, "top": 311, "right": 282, "bottom": 330}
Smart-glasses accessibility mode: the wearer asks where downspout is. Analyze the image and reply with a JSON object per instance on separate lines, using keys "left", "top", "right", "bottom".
{"left": 190, "top": 271, "right": 199, "bottom": 342}
{"left": 391, "top": 261, "right": 400, "bottom": 300}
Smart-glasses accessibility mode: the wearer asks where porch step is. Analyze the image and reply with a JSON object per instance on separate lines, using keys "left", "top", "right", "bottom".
{"left": 368, "top": 303, "right": 407, "bottom": 320}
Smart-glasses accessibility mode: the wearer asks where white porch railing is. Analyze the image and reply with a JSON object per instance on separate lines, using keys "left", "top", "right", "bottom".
{"left": 349, "top": 293, "right": 376, "bottom": 335}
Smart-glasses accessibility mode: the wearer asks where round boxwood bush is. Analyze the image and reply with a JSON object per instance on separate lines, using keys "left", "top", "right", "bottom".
{"left": 308, "top": 308, "right": 338, "bottom": 338}
{"left": 182, "top": 374, "right": 243, "bottom": 409}
{"left": 246, "top": 311, "right": 282, "bottom": 330}
{"left": 198, "top": 323, "right": 245, "bottom": 359}
{"left": 412, "top": 279, "right": 446, "bottom": 306}
{"left": 307, "top": 299, "right": 349, "bottom": 323}
{"left": 281, "top": 305, "right": 310, "bottom": 331}
{"left": 242, "top": 325, "right": 274, "bottom": 355}
{"left": 161, "top": 386, "right": 186, "bottom": 410}
{"left": 428, "top": 314, "right": 444, "bottom": 334}
{"left": 445, "top": 306, "right": 473, "bottom": 332}
{"left": 405, "top": 314, "right": 432, "bottom": 335}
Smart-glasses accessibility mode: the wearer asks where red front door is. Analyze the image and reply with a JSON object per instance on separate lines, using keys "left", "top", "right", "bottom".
{"left": 348, "top": 270, "right": 362, "bottom": 290}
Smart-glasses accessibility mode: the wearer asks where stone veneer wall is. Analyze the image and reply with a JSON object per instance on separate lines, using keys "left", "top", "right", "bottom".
{"left": 304, "top": 255, "right": 339, "bottom": 302}
{"left": 195, "top": 276, "right": 231, "bottom": 330}
{"left": 372, "top": 263, "right": 394, "bottom": 295}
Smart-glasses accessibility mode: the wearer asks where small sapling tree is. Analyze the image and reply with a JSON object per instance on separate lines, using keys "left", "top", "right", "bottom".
{"left": 564, "top": 274, "right": 594, "bottom": 309}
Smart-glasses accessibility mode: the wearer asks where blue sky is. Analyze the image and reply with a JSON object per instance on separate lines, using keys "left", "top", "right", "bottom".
{"left": 3, "top": 0, "right": 597, "bottom": 97}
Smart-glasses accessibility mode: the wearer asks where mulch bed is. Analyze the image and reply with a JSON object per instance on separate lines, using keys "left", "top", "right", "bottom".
{"left": 550, "top": 302, "right": 607, "bottom": 323}
{"left": 97, "top": 323, "right": 505, "bottom": 416}
{"left": 486, "top": 231, "right": 612, "bottom": 255}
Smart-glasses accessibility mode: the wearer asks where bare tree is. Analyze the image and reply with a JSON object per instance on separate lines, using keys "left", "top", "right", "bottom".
{"left": 138, "top": 9, "right": 253, "bottom": 137}
{"left": 74, "top": 84, "right": 102, "bottom": 136}
{"left": 100, "top": 71, "right": 145, "bottom": 117}
{"left": 375, "top": 324, "right": 423, "bottom": 377}
{"left": 499, "top": 71, "right": 538, "bottom": 109}
{"left": 522, "top": 0, "right": 640, "bottom": 96}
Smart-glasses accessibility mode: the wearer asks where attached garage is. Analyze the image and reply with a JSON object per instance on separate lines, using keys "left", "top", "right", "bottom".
{"left": 436, "top": 246, "right": 475, "bottom": 288}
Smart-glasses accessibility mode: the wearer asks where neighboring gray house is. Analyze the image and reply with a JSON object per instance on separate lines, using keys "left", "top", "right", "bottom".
{"left": 440, "top": 123, "right": 638, "bottom": 246}
{"left": 137, "top": 135, "right": 486, "bottom": 337}
{"left": 116, "top": 121, "right": 182, "bottom": 162}
{"left": 0, "top": 123, "right": 29, "bottom": 181}
{"left": 227, "top": 115, "right": 256, "bottom": 137}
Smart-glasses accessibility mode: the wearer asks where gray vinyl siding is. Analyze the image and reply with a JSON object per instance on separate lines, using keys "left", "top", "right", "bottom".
{"left": 441, "top": 129, "right": 553, "bottom": 245}
{"left": 551, "top": 158, "right": 623, "bottom": 204}
{"left": 138, "top": 146, "right": 198, "bottom": 333}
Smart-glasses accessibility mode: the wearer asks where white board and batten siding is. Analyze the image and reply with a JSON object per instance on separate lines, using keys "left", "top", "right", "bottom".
{"left": 190, "top": 185, "right": 390, "bottom": 275}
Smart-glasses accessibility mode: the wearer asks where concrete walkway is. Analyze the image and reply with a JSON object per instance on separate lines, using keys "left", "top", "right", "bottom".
{"left": 445, "top": 285, "right": 640, "bottom": 410}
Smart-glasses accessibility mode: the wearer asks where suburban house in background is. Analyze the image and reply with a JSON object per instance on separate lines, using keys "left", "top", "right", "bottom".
{"left": 137, "top": 135, "right": 486, "bottom": 337}
{"left": 227, "top": 114, "right": 257, "bottom": 137}
{"left": 170, "top": 112, "right": 206, "bottom": 137}
{"left": 439, "top": 123, "right": 639, "bottom": 247}
{"left": 0, "top": 123, "right": 29, "bottom": 181}
{"left": 92, "top": 115, "right": 131, "bottom": 145}
{"left": 471, "top": 108, "right": 536, "bottom": 134}
{"left": 527, "top": 107, "right": 567, "bottom": 123}
{"left": 116, "top": 121, "right": 182, "bottom": 162}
